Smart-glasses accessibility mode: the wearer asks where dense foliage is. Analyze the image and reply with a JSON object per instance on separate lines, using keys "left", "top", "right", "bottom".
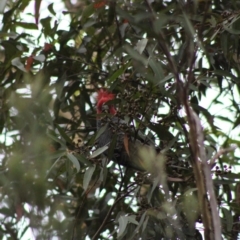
{"left": 0, "top": 0, "right": 240, "bottom": 239}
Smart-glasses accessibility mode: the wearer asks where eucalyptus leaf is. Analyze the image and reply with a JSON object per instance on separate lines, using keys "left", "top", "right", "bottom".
{"left": 90, "top": 145, "right": 109, "bottom": 159}
{"left": 83, "top": 165, "right": 96, "bottom": 191}
{"left": 118, "top": 215, "right": 128, "bottom": 238}
{"left": 66, "top": 152, "right": 80, "bottom": 172}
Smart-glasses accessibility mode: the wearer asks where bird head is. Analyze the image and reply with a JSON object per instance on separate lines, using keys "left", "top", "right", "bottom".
{"left": 97, "top": 89, "right": 116, "bottom": 115}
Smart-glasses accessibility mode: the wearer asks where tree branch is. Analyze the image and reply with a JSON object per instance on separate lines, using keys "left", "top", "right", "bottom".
{"left": 92, "top": 170, "right": 137, "bottom": 240}
{"left": 210, "top": 146, "right": 237, "bottom": 168}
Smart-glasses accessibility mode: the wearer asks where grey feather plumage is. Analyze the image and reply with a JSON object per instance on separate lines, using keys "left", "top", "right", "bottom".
{"left": 97, "top": 115, "right": 153, "bottom": 171}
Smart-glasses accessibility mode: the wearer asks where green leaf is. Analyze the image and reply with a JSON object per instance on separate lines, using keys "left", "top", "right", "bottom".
{"left": 47, "top": 130, "right": 66, "bottom": 147}
{"left": 118, "top": 215, "right": 128, "bottom": 238}
{"left": 47, "top": 150, "right": 66, "bottom": 160}
{"left": 214, "top": 178, "right": 237, "bottom": 184}
{"left": 19, "top": 225, "right": 30, "bottom": 239}
{"left": 134, "top": 211, "right": 147, "bottom": 234}
{"left": 0, "top": 0, "right": 7, "bottom": 13}
{"left": 33, "top": 54, "right": 45, "bottom": 62}
{"left": 216, "top": 116, "right": 234, "bottom": 124}
{"left": 66, "top": 152, "right": 80, "bottom": 172}
{"left": 136, "top": 38, "right": 148, "bottom": 54}
{"left": 107, "top": 61, "right": 131, "bottom": 84}
{"left": 83, "top": 19, "right": 96, "bottom": 29}
{"left": 222, "top": 207, "right": 233, "bottom": 232}
{"left": 11, "top": 57, "right": 26, "bottom": 72}
{"left": 127, "top": 215, "right": 139, "bottom": 225}
{"left": 181, "top": 12, "right": 196, "bottom": 38}
{"left": 14, "top": 22, "right": 38, "bottom": 30}
{"left": 148, "top": 123, "right": 174, "bottom": 141}
{"left": 156, "top": 73, "right": 174, "bottom": 86}
{"left": 162, "top": 133, "right": 179, "bottom": 152}
{"left": 90, "top": 146, "right": 108, "bottom": 159}
{"left": 2, "top": 1, "right": 21, "bottom": 30}
{"left": 95, "top": 124, "right": 109, "bottom": 140}
{"left": 55, "top": 72, "right": 67, "bottom": 100}
{"left": 83, "top": 165, "right": 96, "bottom": 191}
{"left": 31, "top": 68, "right": 50, "bottom": 98}
{"left": 81, "top": 4, "right": 95, "bottom": 24}
{"left": 222, "top": 173, "right": 240, "bottom": 180}
{"left": 46, "top": 156, "right": 62, "bottom": 177}
{"left": 40, "top": 17, "right": 52, "bottom": 35}
{"left": 124, "top": 45, "right": 148, "bottom": 66}
{"left": 106, "top": 134, "right": 117, "bottom": 160}
{"left": 1, "top": 40, "right": 21, "bottom": 65}
{"left": 213, "top": 70, "right": 238, "bottom": 83}
{"left": 142, "top": 215, "right": 149, "bottom": 233}
{"left": 116, "top": 6, "right": 135, "bottom": 23}
{"left": 48, "top": 3, "right": 56, "bottom": 15}
{"left": 153, "top": 14, "right": 169, "bottom": 33}
{"left": 233, "top": 114, "right": 240, "bottom": 129}
{"left": 134, "top": 12, "right": 152, "bottom": 22}
{"left": 183, "top": 191, "right": 199, "bottom": 226}
{"left": 74, "top": 153, "right": 92, "bottom": 166}
{"left": 148, "top": 58, "right": 164, "bottom": 81}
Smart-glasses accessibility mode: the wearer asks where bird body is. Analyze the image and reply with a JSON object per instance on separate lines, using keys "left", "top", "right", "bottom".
{"left": 96, "top": 89, "right": 153, "bottom": 171}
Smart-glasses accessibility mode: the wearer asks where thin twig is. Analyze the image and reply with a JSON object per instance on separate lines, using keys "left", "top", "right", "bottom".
{"left": 144, "top": 0, "right": 179, "bottom": 81}
{"left": 71, "top": 178, "right": 99, "bottom": 240}
{"left": 92, "top": 166, "right": 126, "bottom": 240}
{"left": 92, "top": 183, "right": 138, "bottom": 240}
{"left": 209, "top": 146, "right": 237, "bottom": 168}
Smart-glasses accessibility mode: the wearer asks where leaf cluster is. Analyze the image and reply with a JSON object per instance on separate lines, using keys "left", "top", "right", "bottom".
{"left": 0, "top": 0, "right": 240, "bottom": 239}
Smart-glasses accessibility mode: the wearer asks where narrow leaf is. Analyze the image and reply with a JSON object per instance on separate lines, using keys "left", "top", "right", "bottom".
{"left": 33, "top": 54, "right": 45, "bottom": 62}
{"left": 11, "top": 57, "right": 26, "bottom": 72}
{"left": 47, "top": 130, "right": 66, "bottom": 146}
{"left": 124, "top": 45, "right": 148, "bottom": 66}
{"left": 15, "top": 22, "right": 38, "bottom": 30}
{"left": 118, "top": 215, "right": 128, "bottom": 238}
{"left": 134, "top": 211, "right": 147, "bottom": 234}
{"left": 142, "top": 215, "right": 149, "bottom": 233}
{"left": 46, "top": 156, "right": 62, "bottom": 177}
{"left": 48, "top": 3, "right": 55, "bottom": 15}
{"left": 66, "top": 152, "right": 80, "bottom": 172}
{"left": 90, "top": 145, "right": 108, "bottom": 159}
{"left": 55, "top": 125, "right": 73, "bottom": 144}
{"left": 83, "top": 165, "right": 96, "bottom": 191}
{"left": 136, "top": 38, "right": 148, "bottom": 54}
{"left": 128, "top": 215, "right": 139, "bottom": 225}
{"left": 0, "top": 0, "right": 7, "bottom": 13}
{"left": 107, "top": 61, "right": 131, "bottom": 84}
{"left": 222, "top": 207, "right": 233, "bottom": 231}
{"left": 95, "top": 123, "right": 109, "bottom": 140}
{"left": 74, "top": 153, "right": 92, "bottom": 166}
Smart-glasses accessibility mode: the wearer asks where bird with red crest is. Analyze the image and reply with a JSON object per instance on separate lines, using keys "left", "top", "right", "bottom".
{"left": 96, "top": 88, "right": 153, "bottom": 171}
